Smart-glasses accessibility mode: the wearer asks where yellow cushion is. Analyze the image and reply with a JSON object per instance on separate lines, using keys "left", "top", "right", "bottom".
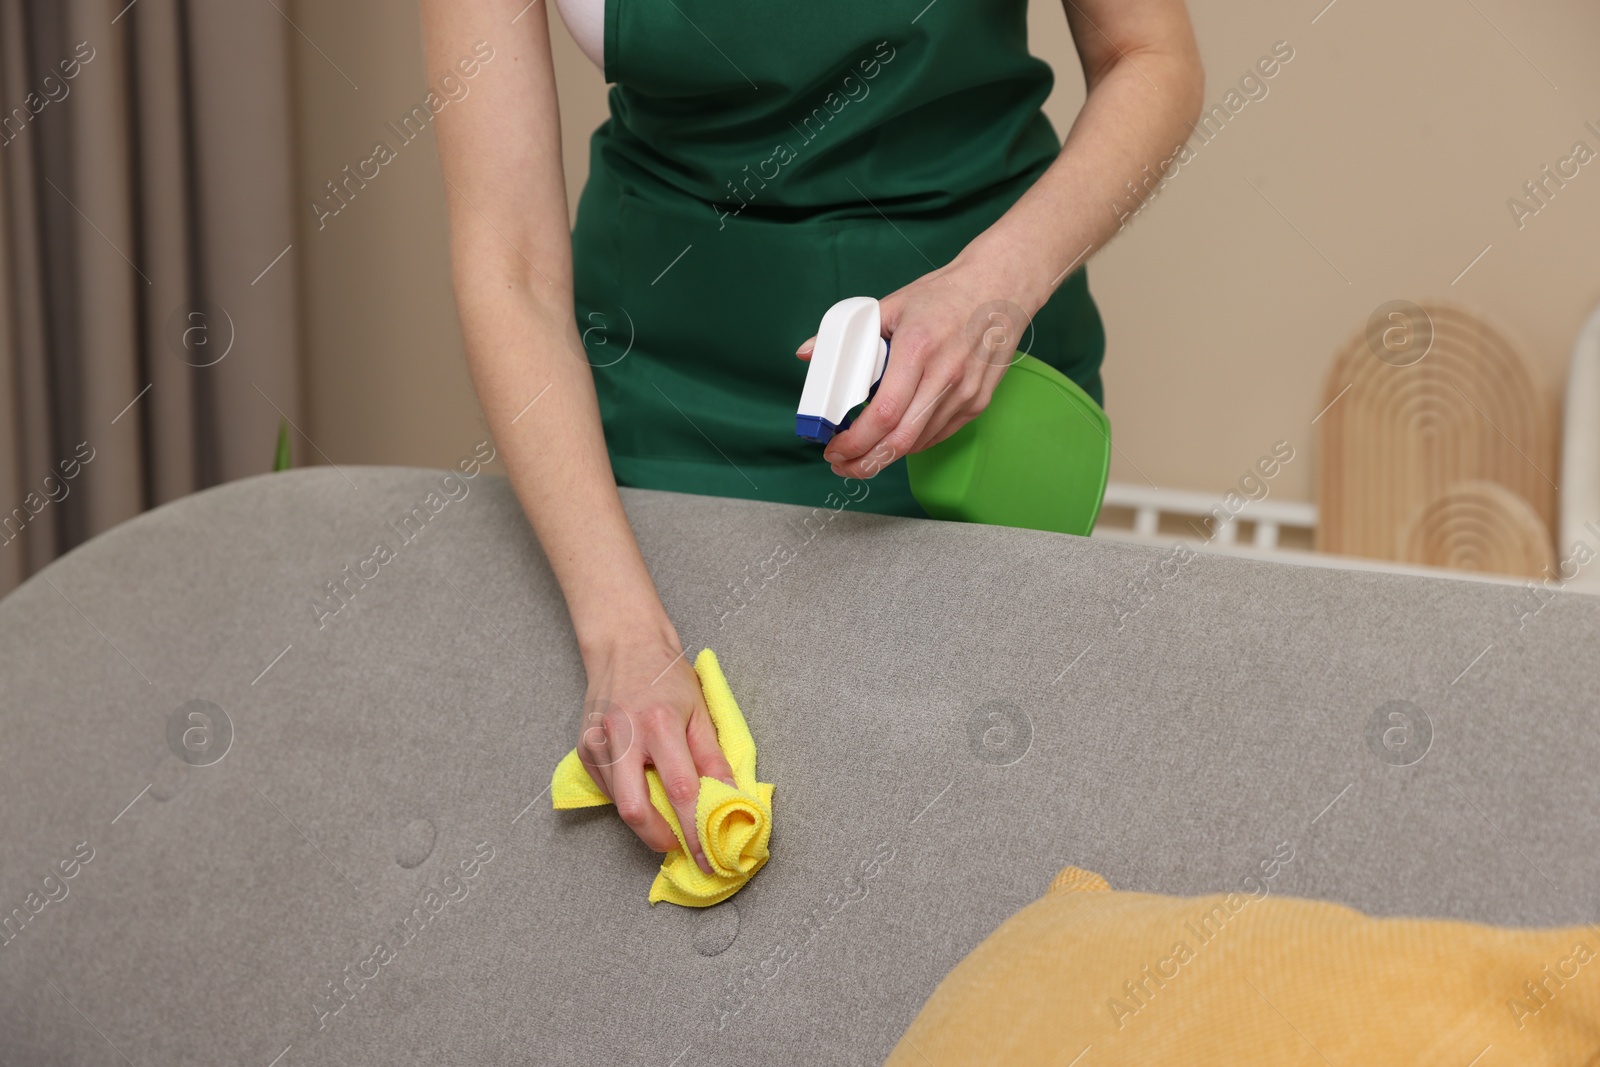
{"left": 887, "top": 867, "right": 1600, "bottom": 1066}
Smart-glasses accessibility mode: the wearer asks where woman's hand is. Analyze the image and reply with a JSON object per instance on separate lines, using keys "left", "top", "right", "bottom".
{"left": 795, "top": 256, "right": 1043, "bottom": 480}
{"left": 794, "top": 0, "right": 1204, "bottom": 482}
{"left": 577, "top": 635, "right": 737, "bottom": 875}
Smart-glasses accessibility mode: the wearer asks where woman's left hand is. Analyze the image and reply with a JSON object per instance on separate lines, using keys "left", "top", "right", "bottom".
{"left": 795, "top": 258, "right": 1041, "bottom": 479}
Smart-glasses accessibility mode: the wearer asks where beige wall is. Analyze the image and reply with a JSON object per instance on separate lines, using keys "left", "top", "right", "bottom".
{"left": 288, "top": 0, "right": 1600, "bottom": 504}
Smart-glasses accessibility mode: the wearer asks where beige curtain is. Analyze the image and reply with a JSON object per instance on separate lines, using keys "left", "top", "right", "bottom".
{"left": 0, "top": 0, "right": 302, "bottom": 596}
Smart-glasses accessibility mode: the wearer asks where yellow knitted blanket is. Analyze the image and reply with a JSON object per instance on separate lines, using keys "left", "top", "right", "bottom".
{"left": 888, "top": 867, "right": 1600, "bottom": 1065}
{"left": 550, "top": 648, "right": 774, "bottom": 907}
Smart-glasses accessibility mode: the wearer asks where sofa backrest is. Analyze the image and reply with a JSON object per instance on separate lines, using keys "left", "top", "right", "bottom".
{"left": 1, "top": 468, "right": 1595, "bottom": 1064}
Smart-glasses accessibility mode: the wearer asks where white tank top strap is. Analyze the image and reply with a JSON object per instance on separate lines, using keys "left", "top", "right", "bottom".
{"left": 552, "top": 0, "right": 604, "bottom": 69}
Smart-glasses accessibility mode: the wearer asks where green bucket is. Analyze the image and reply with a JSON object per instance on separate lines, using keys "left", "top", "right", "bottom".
{"left": 906, "top": 353, "right": 1111, "bottom": 536}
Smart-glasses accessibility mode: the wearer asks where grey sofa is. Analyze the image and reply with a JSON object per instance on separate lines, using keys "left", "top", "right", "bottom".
{"left": 2, "top": 467, "right": 1596, "bottom": 1066}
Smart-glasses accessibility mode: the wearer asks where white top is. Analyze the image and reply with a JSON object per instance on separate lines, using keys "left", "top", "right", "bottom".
{"left": 553, "top": 0, "right": 605, "bottom": 69}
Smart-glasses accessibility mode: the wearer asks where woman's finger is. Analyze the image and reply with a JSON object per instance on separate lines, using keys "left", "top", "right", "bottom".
{"left": 911, "top": 359, "right": 1004, "bottom": 453}
{"left": 643, "top": 718, "right": 715, "bottom": 875}
{"left": 684, "top": 701, "right": 736, "bottom": 787}
{"left": 911, "top": 404, "right": 969, "bottom": 454}
{"left": 833, "top": 358, "right": 956, "bottom": 477}
{"left": 577, "top": 746, "right": 613, "bottom": 802}
{"left": 907, "top": 374, "right": 976, "bottom": 454}
{"left": 576, "top": 698, "right": 617, "bottom": 799}
{"left": 795, "top": 336, "right": 816, "bottom": 361}
{"left": 823, "top": 337, "right": 925, "bottom": 468}
{"left": 606, "top": 716, "right": 678, "bottom": 853}
{"left": 921, "top": 412, "right": 974, "bottom": 450}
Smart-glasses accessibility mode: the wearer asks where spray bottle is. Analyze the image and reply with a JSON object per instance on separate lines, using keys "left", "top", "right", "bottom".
{"left": 796, "top": 295, "right": 1111, "bottom": 536}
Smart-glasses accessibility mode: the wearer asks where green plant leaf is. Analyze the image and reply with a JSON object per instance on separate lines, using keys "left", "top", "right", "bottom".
{"left": 273, "top": 418, "right": 292, "bottom": 471}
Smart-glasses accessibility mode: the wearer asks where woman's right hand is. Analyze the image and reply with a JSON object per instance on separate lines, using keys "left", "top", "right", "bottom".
{"left": 577, "top": 635, "right": 737, "bottom": 875}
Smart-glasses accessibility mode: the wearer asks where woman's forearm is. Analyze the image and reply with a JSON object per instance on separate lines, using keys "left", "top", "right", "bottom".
{"left": 957, "top": 1, "right": 1205, "bottom": 314}
{"left": 423, "top": 0, "right": 677, "bottom": 660}
{"left": 457, "top": 287, "right": 678, "bottom": 658}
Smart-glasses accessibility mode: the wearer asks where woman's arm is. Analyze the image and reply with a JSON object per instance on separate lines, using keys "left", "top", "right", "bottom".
{"left": 419, "top": 0, "right": 733, "bottom": 871}
{"left": 812, "top": 0, "right": 1205, "bottom": 476}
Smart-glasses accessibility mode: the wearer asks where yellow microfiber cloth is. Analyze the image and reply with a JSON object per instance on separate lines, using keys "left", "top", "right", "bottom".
{"left": 549, "top": 648, "right": 774, "bottom": 907}
{"left": 888, "top": 867, "right": 1600, "bottom": 1066}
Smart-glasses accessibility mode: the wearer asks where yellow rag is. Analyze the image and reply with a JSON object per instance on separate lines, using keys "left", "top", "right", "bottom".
{"left": 550, "top": 648, "right": 774, "bottom": 907}
{"left": 888, "top": 866, "right": 1600, "bottom": 1065}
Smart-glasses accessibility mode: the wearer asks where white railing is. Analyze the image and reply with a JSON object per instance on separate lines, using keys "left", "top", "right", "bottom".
{"left": 1089, "top": 480, "right": 1543, "bottom": 588}
{"left": 1095, "top": 482, "right": 1318, "bottom": 550}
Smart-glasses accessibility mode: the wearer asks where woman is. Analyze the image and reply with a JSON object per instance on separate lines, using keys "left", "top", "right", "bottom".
{"left": 420, "top": 0, "right": 1202, "bottom": 872}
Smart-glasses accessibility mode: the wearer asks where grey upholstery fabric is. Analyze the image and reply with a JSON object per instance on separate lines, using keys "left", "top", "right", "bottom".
{"left": 2, "top": 467, "right": 1596, "bottom": 1066}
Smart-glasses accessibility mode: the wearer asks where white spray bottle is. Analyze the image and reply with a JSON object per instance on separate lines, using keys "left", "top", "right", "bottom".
{"left": 795, "top": 296, "right": 890, "bottom": 443}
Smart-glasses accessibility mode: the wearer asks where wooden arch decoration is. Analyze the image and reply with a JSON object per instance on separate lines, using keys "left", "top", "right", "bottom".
{"left": 1315, "top": 302, "right": 1557, "bottom": 570}
{"left": 1399, "top": 481, "right": 1556, "bottom": 578}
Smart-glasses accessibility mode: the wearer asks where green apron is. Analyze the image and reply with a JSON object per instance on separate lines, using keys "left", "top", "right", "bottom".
{"left": 570, "top": 0, "right": 1106, "bottom": 517}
